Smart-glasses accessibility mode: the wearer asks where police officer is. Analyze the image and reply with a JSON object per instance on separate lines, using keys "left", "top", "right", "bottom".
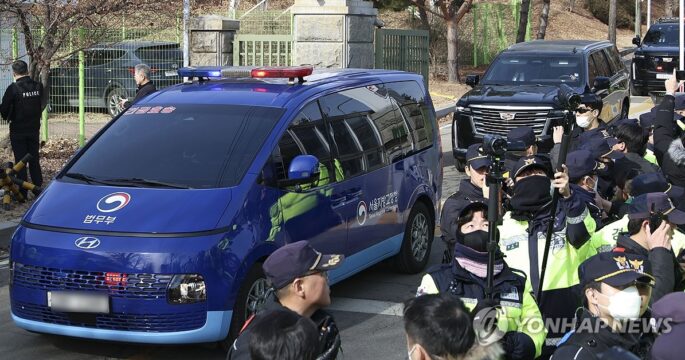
{"left": 566, "top": 149, "right": 604, "bottom": 229}
{"left": 440, "top": 143, "right": 489, "bottom": 262}
{"left": 504, "top": 126, "right": 541, "bottom": 174}
{"left": 551, "top": 252, "right": 656, "bottom": 359}
{"left": 226, "top": 241, "right": 343, "bottom": 360}
{"left": 418, "top": 200, "right": 546, "bottom": 359}
{"left": 498, "top": 155, "right": 598, "bottom": 356}
{"left": 0, "top": 60, "right": 46, "bottom": 195}
{"left": 614, "top": 193, "right": 685, "bottom": 304}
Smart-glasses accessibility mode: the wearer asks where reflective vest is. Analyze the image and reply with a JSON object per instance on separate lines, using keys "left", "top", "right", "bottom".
{"left": 590, "top": 214, "right": 685, "bottom": 256}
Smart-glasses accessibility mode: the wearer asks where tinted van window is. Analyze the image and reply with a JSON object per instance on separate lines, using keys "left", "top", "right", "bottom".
{"left": 604, "top": 47, "right": 624, "bottom": 73}
{"left": 589, "top": 51, "right": 611, "bottom": 85}
{"left": 320, "top": 86, "right": 393, "bottom": 177}
{"left": 385, "top": 81, "right": 434, "bottom": 151}
{"left": 65, "top": 104, "right": 283, "bottom": 188}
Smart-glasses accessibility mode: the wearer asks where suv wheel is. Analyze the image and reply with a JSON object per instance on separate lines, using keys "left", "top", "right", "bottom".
{"left": 106, "top": 87, "right": 128, "bottom": 117}
{"left": 394, "top": 201, "right": 434, "bottom": 274}
{"left": 620, "top": 100, "right": 629, "bottom": 119}
{"left": 220, "top": 263, "right": 269, "bottom": 351}
{"left": 455, "top": 158, "right": 466, "bottom": 172}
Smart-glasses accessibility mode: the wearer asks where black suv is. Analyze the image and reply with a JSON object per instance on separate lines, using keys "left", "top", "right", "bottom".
{"left": 631, "top": 18, "right": 681, "bottom": 96}
{"left": 50, "top": 41, "right": 183, "bottom": 117}
{"left": 452, "top": 40, "right": 629, "bottom": 170}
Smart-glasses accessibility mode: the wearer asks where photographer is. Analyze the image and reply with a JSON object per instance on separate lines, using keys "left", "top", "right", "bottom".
{"left": 418, "top": 200, "right": 546, "bottom": 359}
{"left": 654, "top": 74, "right": 685, "bottom": 187}
{"left": 498, "top": 155, "right": 598, "bottom": 356}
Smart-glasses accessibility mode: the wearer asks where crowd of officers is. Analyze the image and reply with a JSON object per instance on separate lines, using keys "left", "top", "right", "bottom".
{"left": 230, "top": 74, "right": 685, "bottom": 360}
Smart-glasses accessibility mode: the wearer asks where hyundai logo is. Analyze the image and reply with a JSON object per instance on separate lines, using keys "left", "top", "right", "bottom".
{"left": 75, "top": 237, "right": 101, "bottom": 249}
{"left": 97, "top": 192, "right": 131, "bottom": 213}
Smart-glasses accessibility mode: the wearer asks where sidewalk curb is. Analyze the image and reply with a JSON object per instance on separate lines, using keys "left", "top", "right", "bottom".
{"left": 0, "top": 218, "right": 21, "bottom": 249}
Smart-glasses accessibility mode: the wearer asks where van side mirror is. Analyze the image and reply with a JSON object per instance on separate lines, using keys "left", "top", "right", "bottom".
{"left": 466, "top": 75, "right": 480, "bottom": 87}
{"left": 632, "top": 35, "right": 641, "bottom": 47}
{"left": 278, "top": 155, "right": 320, "bottom": 188}
{"left": 592, "top": 77, "right": 611, "bottom": 92}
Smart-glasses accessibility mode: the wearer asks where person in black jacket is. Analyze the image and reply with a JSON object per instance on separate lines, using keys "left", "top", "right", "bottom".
{"left": 440, "top": 143, "right": 489, "bottom": 263}
{"left": 226, "top": 241, "right": 343, "bottom": 360}
{"left": 248, "top": 309, "right": 319, "bottom": 360}
{"left": 0, "top": 60, "right": 46, "bottom": 194}
{"left": 119, "top": 63, "right": 157, "bottom": 110}
{"left": 610, "top": 121, "right": 660, "bottom": 175}
{"left": 551, "top": 251, "right": 656, "bottom": 360}
{"left": 654, "top": 74, "right": 685, "bottom": 188}
{"left": 614, "top": 192, "right": 685, "bottom": 305}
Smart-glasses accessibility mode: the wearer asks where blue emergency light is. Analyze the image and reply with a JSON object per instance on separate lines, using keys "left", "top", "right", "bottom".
{"left": 177, "top": 67, "right": 223, "bottom": 78}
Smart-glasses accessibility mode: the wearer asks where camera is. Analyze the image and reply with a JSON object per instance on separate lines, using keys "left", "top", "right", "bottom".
{"left": 482, "top": 134, "right": 527, "bottom": 157}
{"left": 557, "top": 83, "right": 582, "bottom": 111}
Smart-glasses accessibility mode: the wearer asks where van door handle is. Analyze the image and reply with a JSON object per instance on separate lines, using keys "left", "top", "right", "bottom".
{"left": 331, "top": 194, "right": 346, "bottom": 208}
{"left": 346, "top": 189, "right": 363, "bottom": 199}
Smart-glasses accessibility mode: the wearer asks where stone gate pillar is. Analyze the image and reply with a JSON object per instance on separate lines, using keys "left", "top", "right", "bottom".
{"left": 292, "top": 0, "right": 377, "bottom": 68}
{"left": 189, "top": 15, "right": 240, "bottom": 66}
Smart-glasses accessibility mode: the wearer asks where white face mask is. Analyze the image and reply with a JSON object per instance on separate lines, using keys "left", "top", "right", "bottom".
{"left": 595, "top": 286, "right": 642, "bottom": 320}
{"left": 585, "top": 176, "right": 598, "bottom": 193}
{"left": 576, "top": 115, "right": 592, "bottom": 128}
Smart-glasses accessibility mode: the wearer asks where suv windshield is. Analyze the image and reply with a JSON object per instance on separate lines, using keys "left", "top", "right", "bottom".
{"left": 482, "top": 53, "right": 584, "bottom": 86}
{"left": 64, "top": 104, "right": 283, "bottom": 188}
{"left": 643, "top": 24, "right": 680, "bottom": 46}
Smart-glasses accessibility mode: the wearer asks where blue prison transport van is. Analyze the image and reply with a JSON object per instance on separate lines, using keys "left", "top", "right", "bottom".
{"left": 9, "top": 66, "right": 443, "bottom": 345}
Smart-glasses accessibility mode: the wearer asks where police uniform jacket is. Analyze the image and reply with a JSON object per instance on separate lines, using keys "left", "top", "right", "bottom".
{"left": 440, "top": 179, "right": 485, "bottom": 248}
{"left": 551, "top": 309, "right": 652, "bottom": 360}
{"left": 498, "top": 190, "right": 597, "bottom": 348}
{"left": 0, "top": 76, "right": 45, "bottom": 134}
{"left": 226, "top": 293, "right": 340, "bottom": 360}
{"left": 615, "top": 233, "right": 685, "bottom": 305}
{"left": 417, "top": 261, "right": 546, "bottom": 358}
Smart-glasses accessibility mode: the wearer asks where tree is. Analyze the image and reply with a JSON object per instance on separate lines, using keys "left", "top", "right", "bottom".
{"left": 666, "top": 0, "right": 674, "bottom": 18}
{"left": 407, "top": 0, "right": 474, "bottom": 83}
{"left": 537, "top": 0, "right": 551, "bottom": 39}
{"left": 0, "top": 1, "right": 172, "bottom": 98}
{"left": 608, "top": 0, "right": 617, "bottom": 44}
{"left": 516, "top": 0, "right": 531, "bottom": 43}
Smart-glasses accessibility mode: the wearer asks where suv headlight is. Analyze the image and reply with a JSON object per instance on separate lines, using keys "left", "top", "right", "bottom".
{"left": 456, "top": 106, "right": 471, "bottom": 113}
{"left": 167, "top": 274, "right": 206, "bottom": 304}
{"left": 634, "top": 54, "right": 645, "bottom": 59}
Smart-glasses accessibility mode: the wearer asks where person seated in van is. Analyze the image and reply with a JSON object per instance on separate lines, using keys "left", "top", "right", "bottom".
{"left": 440, "top": 143, "right": 489, "bottom": 263}
{"left": 418, "top": 200, "right": 546, "bottom": 359}
{"left": 227, "top": 241, "right": 343, "bottom": 360}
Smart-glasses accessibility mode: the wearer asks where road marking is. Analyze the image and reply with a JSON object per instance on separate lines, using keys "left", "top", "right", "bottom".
{"left": 329, "top": 297, "right": 404, "bottom": 316}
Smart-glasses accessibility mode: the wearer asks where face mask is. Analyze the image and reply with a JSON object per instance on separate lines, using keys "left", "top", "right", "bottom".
{"left": 511, "top": 176, "right": 552, "bottom": 212}
{"left": 407, "top": 344, "right": 418, "bottom": 360}
{"left": 585, "top": 176, "right": 598, "bottom": 193}
{"left": 576, "top": 115, "right": 592, "bottom": 128}
{"left": 458, "top": 230, "right": 489, "bottom": 253}
{"left": 595, "top": 286, "right": 642, "bottom": 320}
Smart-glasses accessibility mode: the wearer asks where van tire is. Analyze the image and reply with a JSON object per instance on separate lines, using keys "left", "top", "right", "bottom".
{"left": 394, "top": 201, "right": 433, "bottom": 274}
{"left": 220, "top": 263, "right": 269, "bottom": 351}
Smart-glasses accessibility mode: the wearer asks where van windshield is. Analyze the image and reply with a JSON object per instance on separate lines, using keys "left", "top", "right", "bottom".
{"left": 482, "top": 53, "right": 584, "bottom": 87}
{"left": 643, "top": 24, "right": 680, "bottom": 46}
{"left": 64, "top": 104, "right": 283, "bottom": 188}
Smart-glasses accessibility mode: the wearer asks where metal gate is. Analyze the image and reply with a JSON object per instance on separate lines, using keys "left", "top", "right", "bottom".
{"left": 374, "top": 29, "right": 429, "bottom": 86}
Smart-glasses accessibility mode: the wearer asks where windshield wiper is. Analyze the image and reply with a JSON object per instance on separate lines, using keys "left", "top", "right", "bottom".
{"left": 63, "top": 172, "right": 111, "bottom": 185}
{"left": 102, "top": 178, "right": 192, "bottom": 189}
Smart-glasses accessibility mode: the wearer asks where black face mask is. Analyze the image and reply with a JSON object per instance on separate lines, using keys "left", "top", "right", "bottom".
{"left": 457, "top": 229, "right": 489, "bottom": 253}
{"left": 510, "top": 175, "right": 552, "bottom": 213}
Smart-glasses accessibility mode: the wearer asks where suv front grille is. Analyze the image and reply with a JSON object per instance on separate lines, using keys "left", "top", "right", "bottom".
{"left": 13, "top": 262, "right": 172, "bottom": 300}
{"left": 469, "top": 106, "right": 561, "bottom": 137}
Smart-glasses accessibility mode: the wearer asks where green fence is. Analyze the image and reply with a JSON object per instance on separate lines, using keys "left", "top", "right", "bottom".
{"left": 234, "top": 9, "right": 292, "bottom": 35}
{"left": 1, "top": 25, "right": 182, "bottom": 145}
{"left": 233, "top": 34, "right": 293, "bottom": 66}
{"left": 472, "top": 0, "right": 533, "bottom": 66}
{"left": 374, "top": 29, "right": 430, "bottom": 87}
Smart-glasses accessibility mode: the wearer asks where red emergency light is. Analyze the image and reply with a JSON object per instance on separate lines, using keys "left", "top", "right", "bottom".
{"left": 251, "top": 66, "right": 313, "bottom": 84}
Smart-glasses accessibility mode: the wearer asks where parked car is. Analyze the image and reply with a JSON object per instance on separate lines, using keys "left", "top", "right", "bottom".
{"left": 49, "top": 41, "right": 182, "bottom": 117}
{"left": 452, "top": 40, "right": 630, "bottom": 170}
{"left": 10, "top": 67, "right": 442, "bottom": 347}
{"left": 631, "top": 17, "right": 682, "bottom": 96}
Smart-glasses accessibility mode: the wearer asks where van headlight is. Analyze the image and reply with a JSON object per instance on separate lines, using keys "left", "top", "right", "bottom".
{"left": 167, "top": 274, "right": 206, "bottom": 304}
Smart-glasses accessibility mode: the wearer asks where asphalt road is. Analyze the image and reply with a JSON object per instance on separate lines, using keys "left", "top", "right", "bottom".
{"left": 0, "top": 97, "right": 653, "bottom": 359}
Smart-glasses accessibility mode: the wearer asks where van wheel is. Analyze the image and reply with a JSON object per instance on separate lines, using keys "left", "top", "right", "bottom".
{"left": 219, "top": 263, "right": 269, "bottom": 351}
{"left": 394, "top": 201, "right": 434, "bottom": 274}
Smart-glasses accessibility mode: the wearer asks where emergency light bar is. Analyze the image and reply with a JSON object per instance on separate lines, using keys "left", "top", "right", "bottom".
{"left": 177, "top": 66, "right": 314, "bottom": 84}
{"left": 177, "top": 67, "right": 223, "bottom": 78}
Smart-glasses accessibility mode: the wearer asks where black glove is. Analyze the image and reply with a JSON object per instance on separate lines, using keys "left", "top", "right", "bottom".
{"left": 501, "top": 331, "right": 536, "bottom": 360}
